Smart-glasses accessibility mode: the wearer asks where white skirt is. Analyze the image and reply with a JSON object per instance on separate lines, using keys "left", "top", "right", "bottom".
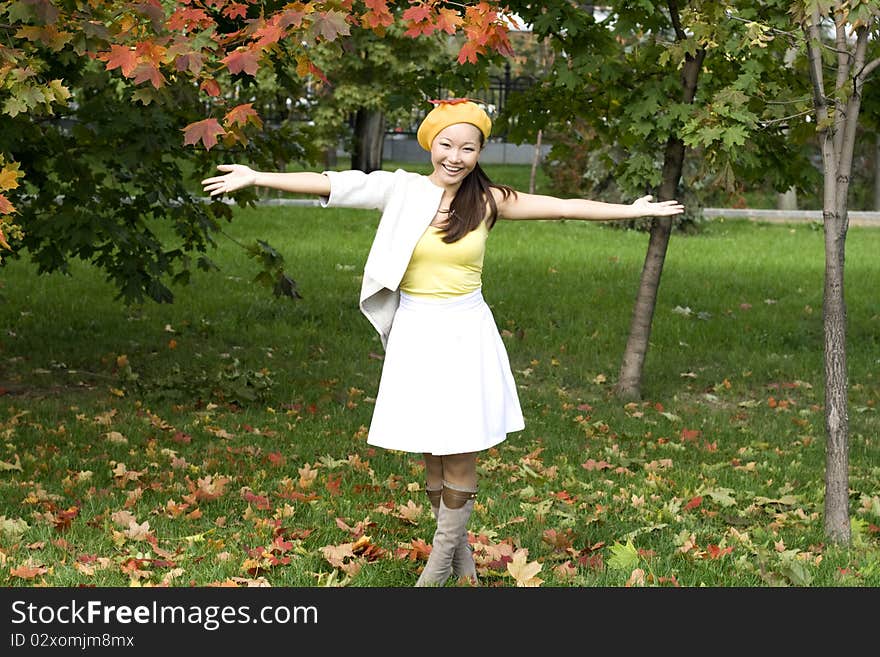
{"left": 367, "top": 289, "right": 525, "bottom": 456}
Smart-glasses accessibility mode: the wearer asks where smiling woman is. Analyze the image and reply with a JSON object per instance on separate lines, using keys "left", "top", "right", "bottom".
{"left": 201, "top": 98, "right": 684, "bottom": 587}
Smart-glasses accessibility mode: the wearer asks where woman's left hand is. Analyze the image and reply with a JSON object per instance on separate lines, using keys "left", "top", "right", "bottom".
{"left": 631, "top": 195, "right": 685, "bottom": 217}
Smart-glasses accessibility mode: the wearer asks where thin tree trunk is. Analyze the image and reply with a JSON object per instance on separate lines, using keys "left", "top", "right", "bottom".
{"left": 614, "top": 3, "right": 704, "bottom": 400}
{"left": 822, "top": 207, "right": 850, "bottom": 544}
{"left": 802, "top": 8, "right": 879, "bottom": 545}
{"left": 529, "top": 129, "right": 542, "bottom": 194}
{"left": 777, "top": 187, "right": 797, "bottom": 210}
{"left": 351, "top": 108, "right": 386, "bottom": 173}
{"left": 615, "top": 137, "right": 681, "bottom": 400}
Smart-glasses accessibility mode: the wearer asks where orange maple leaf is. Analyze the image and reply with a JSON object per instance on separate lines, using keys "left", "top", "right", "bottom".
{"left": 0, "top": 194, "right": 14, "bottom": 215}
{"left": 435, "top": 8, "right": 463, "bottom": 34}
{"left": 98, "top": 44, "right": 139, "bottom": 77}
{"left": 362, "top": 0, "right": 394, "bottom": 30}
{"left": 200, "top": 78, "right": 221, "bottom": 97}
{"left": 189, "top": 474, "right": 231, "bottom": 501}
{"left": 396, "top": 538, "right": 431, "bottom": 562}
{"left": 182, "top": 118, "right": 226, "bottom": 150}
{"left": 10, "top": 563, "right": 49, "bottom": 579}
{"left": 222, "top": 48, "right": 259, "bottom": 76}
{"left": 707, "top": 544, "right": 734, "bottom": 559}
{"left": 542, "top": 528, "right": 574, "bottom": 550}
{"left": 402, "top": 3, "right": 432, "bottom": 23}
{"left": 252, "top": 19, "right": 286, "bottom": 48}
{"left": 224, "top": 103, "right": 261, "bottom": 128}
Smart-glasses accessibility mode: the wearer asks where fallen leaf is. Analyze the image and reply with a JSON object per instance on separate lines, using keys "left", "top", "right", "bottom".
{"left": 507, "top": 548, "right": 543, "bottom": 587}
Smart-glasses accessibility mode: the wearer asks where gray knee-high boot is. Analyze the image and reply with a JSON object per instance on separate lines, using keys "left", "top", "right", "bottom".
{"left": 416, "top": 484, "right": 476, "bottom": 587}
{"left": 425, "top": 485, "right": 478, "bottom": 584}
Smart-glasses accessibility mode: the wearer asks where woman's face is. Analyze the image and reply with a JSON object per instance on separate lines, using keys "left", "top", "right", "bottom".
{"left": 429, "top": 123, "right": 482, "bottom": 187}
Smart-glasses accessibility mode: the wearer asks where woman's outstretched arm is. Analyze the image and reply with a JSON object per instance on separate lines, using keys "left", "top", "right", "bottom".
{"left": 202, "top": 164, "right": 331, "bottom": 197}
{"left": 495, "top": 189, "right": 684, "bottom": 221}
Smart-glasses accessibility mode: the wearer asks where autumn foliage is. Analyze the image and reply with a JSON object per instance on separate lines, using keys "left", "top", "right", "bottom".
{"left": 0, "top": 0, "right": 515, "bottom": 261}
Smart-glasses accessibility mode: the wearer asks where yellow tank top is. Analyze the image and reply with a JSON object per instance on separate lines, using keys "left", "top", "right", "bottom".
{"left": 399, "top": 221, "right": 488, "bottom": 298}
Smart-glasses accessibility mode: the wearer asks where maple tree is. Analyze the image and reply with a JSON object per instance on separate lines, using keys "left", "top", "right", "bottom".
{"left": 792, "top": 0, "right": 880, "bottom": 545}
{"left": 502, "top": 1, "right": 809, "bottom": 402}
{"left": 499, "top": 0, "right": 879, "bottom": 546}
{"left": 1, "top": 0, "right": 515, "bottom": 300}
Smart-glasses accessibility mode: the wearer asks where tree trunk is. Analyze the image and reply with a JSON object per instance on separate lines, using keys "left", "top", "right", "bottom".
{"left": 614, "top": 137, "right": 680, "bottom": 400}
{"left": 801, "top": 9, "right": 879, "bottom": 545}
{"left": 777, "top": 187, "right": 798, "bottom": 210}
{"left": 614, "top": 8, "right": 705, "bottom": 400}
{"left": 822, "top": 208, "right": 851, "bottom": 544}
{"left": 324, "top": 144, "right": 338, "bottom": 170}
{"left": 351, "top": 108, "right": 386, "bottom": 173}
{"left": 529, "top": 129, "right": 543, "bottom": 194}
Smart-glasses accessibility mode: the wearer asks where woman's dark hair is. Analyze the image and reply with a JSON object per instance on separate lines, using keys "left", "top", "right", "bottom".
{"left": 442, "top": 154, "right": 517, "bottom": 244}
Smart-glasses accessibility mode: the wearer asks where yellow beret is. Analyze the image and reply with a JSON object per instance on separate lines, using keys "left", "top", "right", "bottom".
{"left": 416, "top": 99, "right": 492, "bottom": 151}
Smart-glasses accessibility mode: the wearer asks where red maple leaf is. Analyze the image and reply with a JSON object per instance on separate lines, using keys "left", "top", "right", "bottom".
{"left": 0, "top": 194, "right": 14, "bottom": 215}
{"left": 325, "top": 474, "right": 343, "bottom": 496}
{"left": 457, "top": 41, "right": 482, "bottom": 65}
{"left": 266, "top": 451, "right": 285, "bottom": 467}
{"left": 252, "top": 20, "right": 286, "bottom": 48}
{"left": 98, "top": 44, "right": 139, "bottom": 77}
{"left": 222, "top": 48, "right": 259, "bottom": 75}
{"left": 223, "top": 2, "right": 249, "bottom": 20}
{"left": 683, "top": 495, "right": 703, "bottom": 511}
{"left": 224, "top": 102, "right": 260, "bottom": 128}
{"left": 131, "top": 62, "right": 165, "bottom": 89}
{"left": 241, "top": 490, "right": 271, "bottom": 510}
{"left": 706, "top": 544, "right": 733, "bottom": 559}
{"left": 182, "top": 118, "right": 226, "bottom": 150}
{"left": 200, "top": 79, "right": 221, "bottom": 97}
{"left": 167, "top": 6, "right": 212, "bottom": 31}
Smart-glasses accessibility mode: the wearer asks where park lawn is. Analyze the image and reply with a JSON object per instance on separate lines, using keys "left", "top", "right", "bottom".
{"left": 0, "top": 207, "right": 878, "bottom": 587}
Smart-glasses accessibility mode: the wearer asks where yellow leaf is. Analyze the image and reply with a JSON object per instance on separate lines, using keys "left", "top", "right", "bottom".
{"left": 506, "top": 548, "right": 543, "bottom": 587}
{"left": 0, "top": 454, "right": 22, "bottom": 471}
{"left": 0, "top": 163, "right": 22, "bottom": 190}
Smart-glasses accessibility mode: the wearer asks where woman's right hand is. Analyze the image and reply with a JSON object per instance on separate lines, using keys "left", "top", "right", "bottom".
{"left": 201, "top": 164, "right": 257, "bottom": 196}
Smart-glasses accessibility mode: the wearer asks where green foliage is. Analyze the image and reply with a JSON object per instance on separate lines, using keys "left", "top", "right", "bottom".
{"left": 1, "top": 32, "right": 312, "bottom": 305}
{"left": 503, "top": 1, "right": 818, "bottom": 208}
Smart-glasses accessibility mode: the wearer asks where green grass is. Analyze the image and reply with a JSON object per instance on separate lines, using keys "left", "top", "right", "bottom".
{"left": 1, "top": 209, "right": 879, "bottom": 587}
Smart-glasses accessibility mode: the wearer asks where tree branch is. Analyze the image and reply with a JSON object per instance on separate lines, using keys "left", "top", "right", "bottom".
{"left": 861, "top": 58, "right": 880, "bottom": 80}
{"left": 666, "top": 0, "right": 686, "bottom": 41}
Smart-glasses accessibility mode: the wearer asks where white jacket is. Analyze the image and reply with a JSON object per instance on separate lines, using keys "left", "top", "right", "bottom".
{"left": 321, "top": 168, "right": 443, "bottom": 348}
